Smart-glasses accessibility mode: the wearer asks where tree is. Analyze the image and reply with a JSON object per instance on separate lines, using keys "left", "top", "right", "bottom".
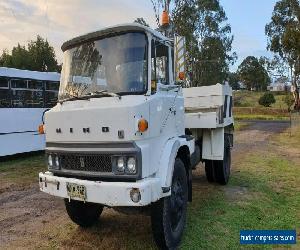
{"left": 0, "top": 35, "right": 60, "bottom": 72}
{"left": 149, "top": 0, "right": 235, "bottom": 86}
{"left": 227, "top": 72, "right": 240, "bottom": 90}
{"left": 0, "top": 49, "right": 13, "bottom": 67}
{"left": 265, "top": 0, "right": 300, "bottom": 110}
{"left": 172, "top": 0, "right": 236, "bottom": 86}
{"left": 134, "top": 18, "right": 150, "bottom": 27}
{"left": 27, "top": 35, "right": 60, "bottom": 72}
{"left": 259, "top": 92, "right": 276, "bottom": 107}
{"left": 237, "top": 56, "right": 271, "bottom": 91}
{"left": 283, "top": 92, "right": 294, "bottom": 111}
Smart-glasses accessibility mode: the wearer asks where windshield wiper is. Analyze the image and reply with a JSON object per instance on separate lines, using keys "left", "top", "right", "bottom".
{"left": 59, "top": 90, "right": 121, "bottom": 104}
{"left": 86, "top": 90, "right": 121, "bottom": 99}
{"left": 59, "top": 95, "right": 91, "bottom": 104}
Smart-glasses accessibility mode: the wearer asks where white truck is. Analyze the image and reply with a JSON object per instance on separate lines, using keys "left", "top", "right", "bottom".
{"left": 39, "top": 23, "right": 233, "bottom": 249}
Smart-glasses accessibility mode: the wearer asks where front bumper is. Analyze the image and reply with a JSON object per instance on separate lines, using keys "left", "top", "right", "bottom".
{"left": 39, "top": 172, "right": 162, "bottom": 206}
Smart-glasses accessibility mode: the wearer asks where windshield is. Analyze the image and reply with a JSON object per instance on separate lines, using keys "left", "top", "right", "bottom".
{"left": 59, "top": 32, "right": 148, "bottom": 101}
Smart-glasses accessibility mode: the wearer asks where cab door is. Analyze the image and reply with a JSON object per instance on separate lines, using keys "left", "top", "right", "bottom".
{"left": 149, "top": 39, "right": 178, "bottom": 137}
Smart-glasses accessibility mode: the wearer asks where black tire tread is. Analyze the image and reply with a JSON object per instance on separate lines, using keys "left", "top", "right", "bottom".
{"left": 151, "top": 158, "right": 188, "bottom": 249}
{"left": 204, "top": 160, "right": 215, "bottom": 182}
{"left": 64, "top": 199, "right": 103, "bottom": 228}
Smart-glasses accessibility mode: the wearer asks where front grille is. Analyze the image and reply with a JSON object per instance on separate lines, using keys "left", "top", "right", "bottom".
{"left": 60, "top": 154, "right": 112, "bottom": 173}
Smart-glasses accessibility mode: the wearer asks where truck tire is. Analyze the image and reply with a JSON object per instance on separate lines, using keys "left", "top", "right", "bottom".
{"left": 214, "top": 135, "right": 231, "bottom": 185}
{"left": 204, "top": 160, "right": 215, "bottom": 182}
{"left": 191, "top": 144, "right": 201, "bottom": 169}
{"left": 151, "top": 158, "right": 188, "bottom": 249}
{"left": 64, "top": 199, "right": 103, "bottom": 227}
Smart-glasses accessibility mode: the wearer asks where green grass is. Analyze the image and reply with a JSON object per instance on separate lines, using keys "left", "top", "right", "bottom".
{"left": 234, "top": 91, "right": 288, "bottom": 109}
{"left": 234, "top": 121, "right": 250, "bottom": 130}
{"left": 235, "top": 114, "right": 290, "bottom": 121}
{"left": 1, "top": 129, "right": 299, "bottom": 249}
{"left": 183, "top": 153, "right": 300, "bottom": 249}
{"left": 0, "top": 154, "right": 46, "bottom": 188}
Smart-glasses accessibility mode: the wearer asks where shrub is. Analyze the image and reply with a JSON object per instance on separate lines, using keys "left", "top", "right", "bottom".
{"left": 258, "top": 92, "right": 276, "bottom": 107}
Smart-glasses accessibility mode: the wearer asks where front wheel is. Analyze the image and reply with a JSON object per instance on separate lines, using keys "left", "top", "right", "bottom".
{"left": 64, "top": 199, "right": 103, "bottom": 227}
{"left": 151, "top": 158, "right": 188, "bottom": 249}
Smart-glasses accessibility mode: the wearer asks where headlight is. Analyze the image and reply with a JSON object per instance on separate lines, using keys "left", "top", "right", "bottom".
{"left": 48, "top": 155, "right": 53, "bottom": 167}
{"left": 55, "top": 155, "right": 60, "bottom": 167}
{"left": 113, "top": 156, "right": 137, "bottom": 175}
{"left": 117, "top": 157, "right": 125, "bottom": 172}
{"left": 127, "top": 157, "right": 136, "bottom": 174}
{"left": 47, "top": 154, "right": 60, "bottom": 169}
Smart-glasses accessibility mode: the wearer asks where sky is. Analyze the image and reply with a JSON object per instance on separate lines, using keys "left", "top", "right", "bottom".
{"left": 0, "top": 0, "right": 277, "bottom": 71}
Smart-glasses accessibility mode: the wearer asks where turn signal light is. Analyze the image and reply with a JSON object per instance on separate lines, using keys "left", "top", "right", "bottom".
{"left": 179, "top": 72, "right": 185, "bottom": 80}
{"left": 38, "top": 124, "right": 45, "bottom": 134}
{"left": 138, "top": 118, "right": 148, "bottom": 132}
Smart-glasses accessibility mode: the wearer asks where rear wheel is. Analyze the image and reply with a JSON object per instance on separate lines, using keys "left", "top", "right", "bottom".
{"left": 64, "top": 199, "right": 103, "bottom": 227}
{"left": 204, "top": 160, "right": 215, "bottom": 182}
{"left": 151, "top": 158, "right": 188, "bottom": 249}
{"left": 214, "top": 135, "right": 231, "bottom": 185}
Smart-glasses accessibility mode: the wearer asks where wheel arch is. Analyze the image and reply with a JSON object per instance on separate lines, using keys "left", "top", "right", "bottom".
{"left": 158, "top": 138, "right": 194, "bottom": 202}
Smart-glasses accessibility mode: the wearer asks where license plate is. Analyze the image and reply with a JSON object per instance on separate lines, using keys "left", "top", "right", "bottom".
{"left": 66, "top": 183, "right": 86, "bottom": 200}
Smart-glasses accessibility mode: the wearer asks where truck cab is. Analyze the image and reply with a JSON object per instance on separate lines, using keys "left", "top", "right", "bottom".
{"left": 39, "top": 23, "right": 233, "bottom": 249}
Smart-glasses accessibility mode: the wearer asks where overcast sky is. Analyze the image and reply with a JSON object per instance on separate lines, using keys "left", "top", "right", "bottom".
{"left": 0, "top": 0, "right": 277, "bottom": 71}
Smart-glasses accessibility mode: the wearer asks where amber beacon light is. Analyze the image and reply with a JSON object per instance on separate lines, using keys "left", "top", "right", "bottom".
{"left": 138, "top": 118, "right": 148, "bottom": 132}
{"left": 161, "top": 10, "right": 170, "bottom": 27}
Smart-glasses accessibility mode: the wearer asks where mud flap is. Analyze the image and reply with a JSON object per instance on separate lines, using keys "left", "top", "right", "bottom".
{"left": 202, "top": 127, "right": 224, "bottom": 160}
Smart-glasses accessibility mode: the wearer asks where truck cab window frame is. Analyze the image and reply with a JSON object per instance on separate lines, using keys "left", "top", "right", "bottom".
{"left": 151, "top": 39, "right": 170, "bottom": 94}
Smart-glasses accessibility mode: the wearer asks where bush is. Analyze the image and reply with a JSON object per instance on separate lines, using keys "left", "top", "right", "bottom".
{"left": 258, "top": 92, "right": 276, "bottom": 107}
{"left": 283, "top": 93, "right": 294, "bottom": 111}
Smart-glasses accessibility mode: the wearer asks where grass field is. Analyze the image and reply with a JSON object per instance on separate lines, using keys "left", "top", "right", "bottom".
{"left": 233, "top": 90, "right": 288, "bottom": 109}
{"left": 0, "top": 154, "right": 46, "bottom": 193}
{"left": 234, "top": 114, "right": 290, "bottom": 121}
{"left": 233, "top": 91, "right": 292, "bottom": 120}
{"left": 0, "top": 123, "right": 299, "bottom": 249}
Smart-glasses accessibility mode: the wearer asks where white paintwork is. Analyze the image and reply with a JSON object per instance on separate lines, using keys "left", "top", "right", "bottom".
{"left": 0, "top": 131, "right": 45, "bottom": 157}
{"left": 202, "top": 127, "right": 225, "bottom": 160}
{"left": 183, "top": 83, "right": 233, "bottom": 160}
{"left": 158, "top": 137, "right": 194, "bottom": 189}
{"left": 0, "top": 67, "right": 60, "bottom": 156}
{"left": 39, "top": 24, "right": 234, "bottom": 207}
{"left": 0, "top": 67, "right": 60, "bottom": 81}
{"left": 39, "top": 171, "right": 162, "bottom": 206}
{"left": 0, "top": 108, "right": 46, "bottom": 156}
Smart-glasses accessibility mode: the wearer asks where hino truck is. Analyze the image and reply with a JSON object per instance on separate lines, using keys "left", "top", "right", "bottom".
{"left": 38, "top": 23, "right": 234, "bottom": 249}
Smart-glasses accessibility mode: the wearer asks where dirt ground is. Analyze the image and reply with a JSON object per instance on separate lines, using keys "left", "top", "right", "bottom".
{"left": 0, "top": 121, "right": 293, "bottom": 249}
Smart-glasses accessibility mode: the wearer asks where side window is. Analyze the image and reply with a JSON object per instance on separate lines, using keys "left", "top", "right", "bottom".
{"left": 0, "top": 77, "right": 10, "bottom": 108}
{"left": 151, "top": 40, "right": 169, "bottom": 94}
{"left": 45, "top": 81, "right": 59, "bottom": 108}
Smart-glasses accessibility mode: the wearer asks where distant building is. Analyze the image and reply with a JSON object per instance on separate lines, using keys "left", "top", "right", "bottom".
{"left": 268, "top": 77, "right": 291, "bottom": 92}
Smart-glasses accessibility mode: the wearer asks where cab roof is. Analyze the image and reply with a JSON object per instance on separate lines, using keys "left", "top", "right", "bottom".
{"left": 61, "top": 23, "right": 171, "bottom": 52}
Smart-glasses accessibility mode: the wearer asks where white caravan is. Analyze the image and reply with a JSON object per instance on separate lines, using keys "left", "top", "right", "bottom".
{"left": 0, "top": 67, "right": 60, "bottom": 156}
{"left": 39, "top": 23, "right": 234, "bottom": 249}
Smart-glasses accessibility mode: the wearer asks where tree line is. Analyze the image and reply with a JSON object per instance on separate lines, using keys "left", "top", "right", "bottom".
{"left": 1, "top": 0, "right": 299, "bottom": 109}
{"left": 0, "top": 35, "right": 61, "bottom": 72}
{"left": 144, "top": 0, "right": 299, "bottom": 109}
